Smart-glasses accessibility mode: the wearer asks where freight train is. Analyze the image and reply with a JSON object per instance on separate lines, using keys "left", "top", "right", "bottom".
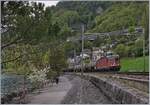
{"left": 65, "top": 51, "right": 120, "bottom": 72}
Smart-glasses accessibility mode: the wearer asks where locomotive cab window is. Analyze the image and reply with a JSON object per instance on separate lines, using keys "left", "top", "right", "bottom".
{"left": 106, "top": 52, "right": 113, "bottom": 57}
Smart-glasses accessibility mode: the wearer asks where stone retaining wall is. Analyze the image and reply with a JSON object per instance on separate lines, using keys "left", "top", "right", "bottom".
{"left": 80, "top": 74, "right": 149, "bottom": 104}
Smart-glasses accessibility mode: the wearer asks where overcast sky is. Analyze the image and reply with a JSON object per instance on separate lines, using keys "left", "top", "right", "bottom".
{"left": 36, "top": 1, "right": 59, "bottom": 7}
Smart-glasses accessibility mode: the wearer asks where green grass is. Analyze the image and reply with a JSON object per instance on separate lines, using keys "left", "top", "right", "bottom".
{"left": 120, "top": 56, "right": 149, "bottom": 72}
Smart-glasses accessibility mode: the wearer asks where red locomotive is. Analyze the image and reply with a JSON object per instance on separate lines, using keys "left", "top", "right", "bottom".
{"left": 95, "top": 52, "right": 120, "bottom": 71}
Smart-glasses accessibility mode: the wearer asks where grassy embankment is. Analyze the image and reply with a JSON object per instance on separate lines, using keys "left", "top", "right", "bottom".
{"left": 120, "top": 56, "right": 149, "bottom": 72}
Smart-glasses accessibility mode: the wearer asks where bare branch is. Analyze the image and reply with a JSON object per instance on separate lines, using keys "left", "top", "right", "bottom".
{"left": 1, "top": 36, "right": 22, "bottom": 50}
{"left": 1, "top": 54, "right": 23, "bottom": 64}
{"left": 1, "top": 49, "right": 41, "bottom": 64}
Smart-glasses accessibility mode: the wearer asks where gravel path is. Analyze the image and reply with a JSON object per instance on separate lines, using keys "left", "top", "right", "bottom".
{"left": 62, "top": 74, "right": 113, "bottom": 104}
{"left": 28, "top": 76, "right": 72, "bottom": 104}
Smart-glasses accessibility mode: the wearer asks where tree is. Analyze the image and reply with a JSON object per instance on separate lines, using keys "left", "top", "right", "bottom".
{"left": 28, "top": 67, "right": 48, "bottom": 88}
{"left": 58, "top": 26, "right": 72, "bottom": 40}
{"left": 134, "top": 38, "right": 143, "bottom": 57}
{"left": 84, "top": 41, "right": 93, "bottom": 49}
{"left": 1, "top": 1, "right": 54, "bottom": 48}
{"left": 2, "top": 1, "right": 51, "bottom": 66}
{"left": 128, "top": 26, "right": 135, "bottom": 34}
{"left": 43, "top": 41, "right": 67, "bottom": 78}
{"left": 114, "top": 44, "right": 126, "bottom": 57}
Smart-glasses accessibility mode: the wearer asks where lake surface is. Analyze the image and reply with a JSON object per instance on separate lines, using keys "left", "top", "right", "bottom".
{"left": 1, "top": 74, "right": 31, "bottom": 96}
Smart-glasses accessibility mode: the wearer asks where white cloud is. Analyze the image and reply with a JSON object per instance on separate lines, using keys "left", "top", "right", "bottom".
{"left": 36, "top": 1, "right": 59, "bottom": 7}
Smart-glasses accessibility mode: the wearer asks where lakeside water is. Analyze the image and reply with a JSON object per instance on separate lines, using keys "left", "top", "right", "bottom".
{"left": 1, "top": 74, "right": 31, "bottom": 96}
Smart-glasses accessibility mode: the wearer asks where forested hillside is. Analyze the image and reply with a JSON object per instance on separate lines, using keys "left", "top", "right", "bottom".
{"left": 49, "top": 1, "right": 149, "bottom": 57}
{"left": 50, "top": 1, "right": 113, "bottom": 31}
{"left": 91, "top": 2, "right": 148, "bottom": 32}
{"left": 50, "top": 1, "right": 148, "bottom": 34}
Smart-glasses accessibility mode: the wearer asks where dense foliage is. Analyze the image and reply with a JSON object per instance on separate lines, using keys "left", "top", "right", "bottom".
{"left": 1, "top": 1, "right": 67, "bottom": 81}
{"left": 92, "top": 2, "right": 145, "bottom": 32}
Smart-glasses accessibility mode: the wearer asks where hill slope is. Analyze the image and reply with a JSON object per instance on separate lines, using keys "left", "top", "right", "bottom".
{"left": 91, "top": 2, "right": 148, "bottom": 32}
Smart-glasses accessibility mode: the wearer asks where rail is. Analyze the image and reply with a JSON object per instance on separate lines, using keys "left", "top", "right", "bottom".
{"left": 109, "top": 71, "right": 149, "bottom": 76}
{"left": 112, "top": 76, "right": 149, "bottom": 83}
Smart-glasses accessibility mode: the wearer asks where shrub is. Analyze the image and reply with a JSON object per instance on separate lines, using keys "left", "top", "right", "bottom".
{"left": 114, "top": 44, "right": 126, "bottom": 57}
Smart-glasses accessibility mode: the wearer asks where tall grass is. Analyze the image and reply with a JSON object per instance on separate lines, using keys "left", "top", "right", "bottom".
{"left": 120, "top": 56, "right": 149, "bottom": 72}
